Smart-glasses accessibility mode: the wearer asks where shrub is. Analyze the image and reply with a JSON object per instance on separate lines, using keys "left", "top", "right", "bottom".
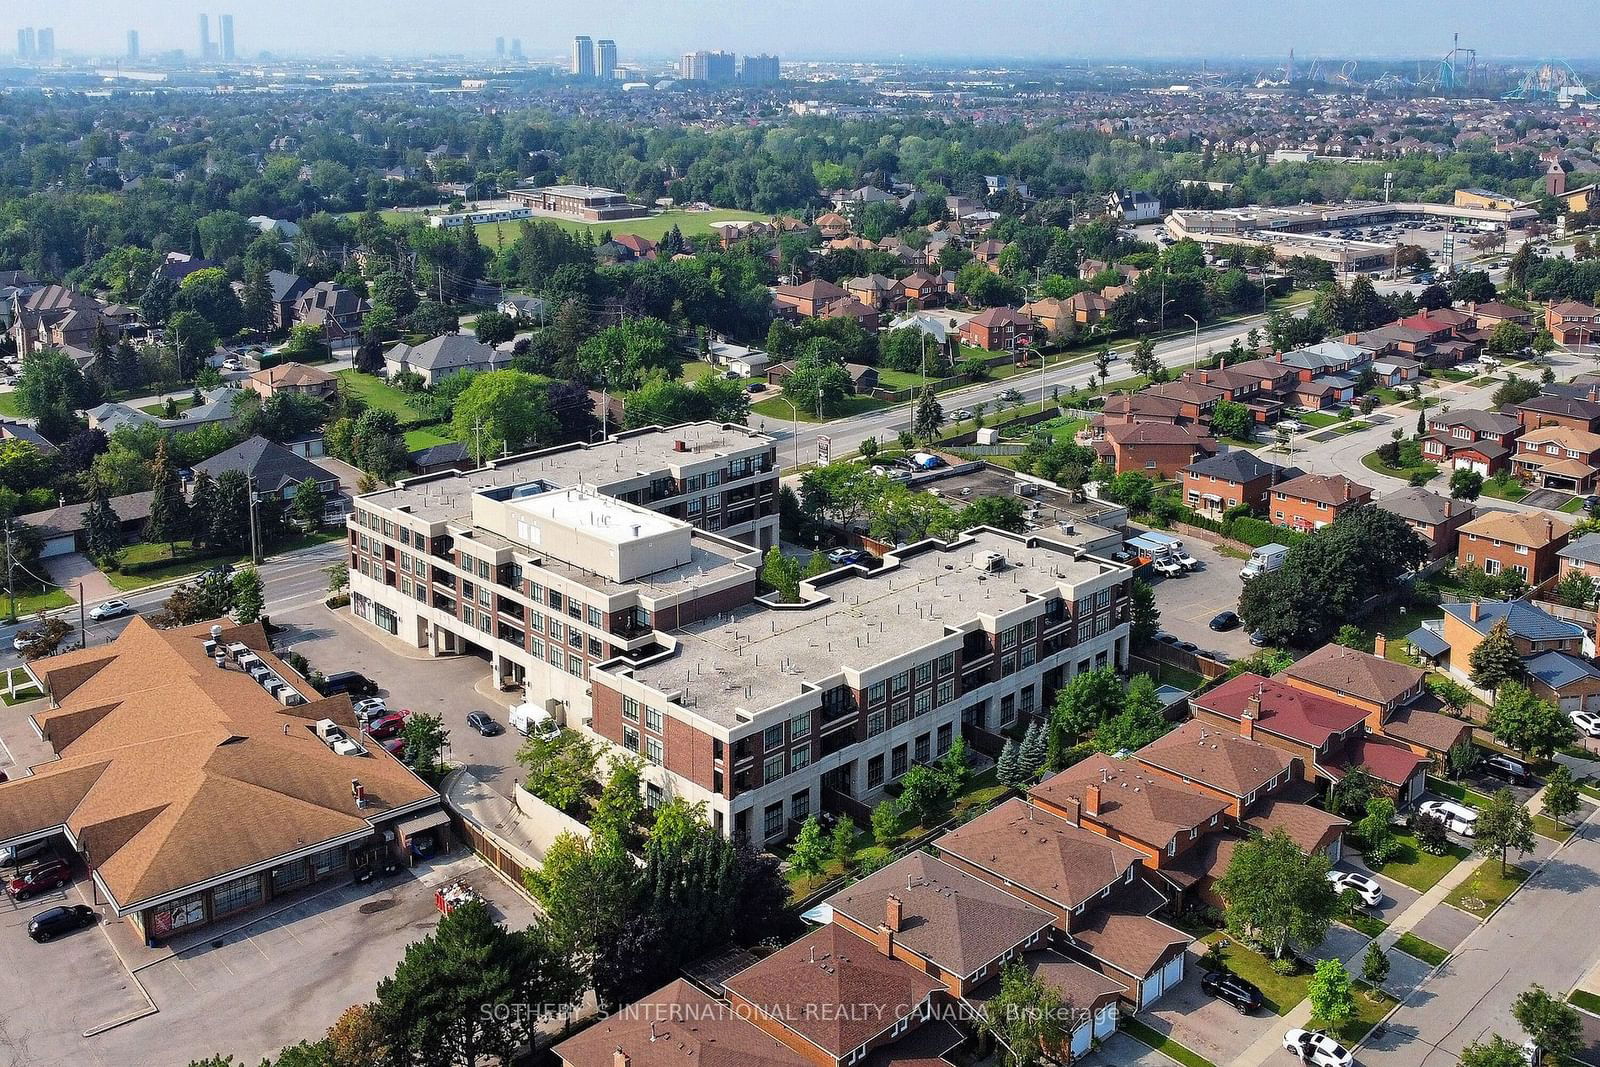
{"left": 1411, "top": 812, "right": 1450, "bottom": 855}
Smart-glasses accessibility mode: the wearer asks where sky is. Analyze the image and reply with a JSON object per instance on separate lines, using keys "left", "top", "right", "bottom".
{"left": 7, "top": 1, "right": 1599, "bottom": 63}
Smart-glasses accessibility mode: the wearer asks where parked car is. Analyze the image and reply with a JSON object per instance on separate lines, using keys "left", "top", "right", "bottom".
{"left": 826, "top": 548, "right": 862, "bottom": 565}
{"left": 1583, "top": 495, "right": 1600, "bottom": 513}
{"left": 951, "top": 409, "right": 973, "bottom": 420}
{"left": 1479, "top": 752, "right": 1532, "bottom": 786}
{"left": 353, "top": 697, "right": 387, "bottom": 720}
{"left": 0, "top": 839, "right": 54, "bottom": 868}
{"left": 1283, "top": 1029, "right": 1354, "bottom": 1067}
{"left": 367, "top": 710, "right": 410, "bottom": 741}
{"left": 198, "top": 563, "right": 234, "bottom": 582}
{"left": 1248, "top": 630, "right": 1270, "bottom": 647}
{"left": 27, "top": 904, "right": 96, "bottom": 942}
{"left": 1177, "top": 640, "right": 1200, "bottom": 652}
{"left": 1152, "top": 558, "right": 1184, "bottom": 578}
{"left": 1175, "top": 550, "right": 1201, "bottom": 570}
{"left": 466, "top": 710, "right": 503, "bottom": 736}
{"left": 1277, "top": 419, "right": 1304, "bottom": 434}
{"left": 320, "top": 670, "right": 379, "bottom": 697}
{"left": 380, "top": 736, "right": 407, "bottom": 759}
{"left": 1327, "top": 870, "right": 1383, "bottom": 907}
{"left": 8, "top": 858, "right": 72, "bottom": 901}
{"left": 87, "top": 599, "right": 131, "bottom": 621}
{"left": 1418, "top": 798, "right": 1478, "bottom": 837}
{"left": 1200, "top": 968, "right": 1264, "bottom": 1013}
{"left": 1570, "top": 709, "right": 1600, "bottom": 738}
{"left": 1209, "top": 611, "right": 1241, "bottom": 632}
{"left": 745, "top": 382, "right": 764, "bottom": 393}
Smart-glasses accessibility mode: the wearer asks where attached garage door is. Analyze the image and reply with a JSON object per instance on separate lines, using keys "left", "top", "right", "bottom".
{"left": 1141, "top": 973, "right": 1162, "bottom": 1007}
{"left": 1094, "top": 1003, "right": 1118, "bottom": 1040}
{"left": 1162, "top": 954, "right": 1184, "bottom": 993}
{"left": 40, "top": 534, "right": 76, "bottom": 559}
{"left": 1071, "top": 1021, "right": 1093, "bottom": 1058}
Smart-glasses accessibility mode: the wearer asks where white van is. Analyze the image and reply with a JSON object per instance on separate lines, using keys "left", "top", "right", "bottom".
{"left": 1418, "top": 799, "right": 1478, "bottom": 838}
{"left": 509, "top": 702, "right": 559, "bottom": 738}
{"left": 1240, "top": 543, "right": 1289, "bottom": 580}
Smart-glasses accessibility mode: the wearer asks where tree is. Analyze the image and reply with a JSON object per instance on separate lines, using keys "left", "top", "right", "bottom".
{"left": 959, "top": 494, "right": 1028, "bottom": 533}
{"left": 1487, "top": 320, "right": 1531, "bottom": 356}
{"left": 399, "top": 712, "right": 448, "bottom": 776}
{"left": 230, "top": 567, "right": 265, "bottom": 624}
{"left": 1361, "top": 941, "right": 1390, "bottom": 987}
{"left": 168, "top": 310, "right": 219, "bottom": 379}
{"left": 1216, "top": 827, "right": 1338, "bottom": 959}
{"left": 1130, "top": 578, "right": 1160, "bottom": 643}
{"left": 177, "top": 267, "right": 245, "bottom": 339}
{"left": 1543, "top": 764, "right": 1581, "bottom": 822}
{"left": 871, "top": 797, "right": 906, "bottom": 845}
{"left": 978, "top": 961, "right": 1069, "bottom": 1067}
{"left": 17, "top": 617, "right": 72, "bottom": 659}
{"left": 1475, "top": 787, "right": 1536, "bottom": 875}
{"left": 830, "top": 816, "right": 857, "bottom": 870}
{"left": 997, "top": 738, "right": 1022, "bottom": 786}
{"left": 373, "top": 899, "right": 578, "bottom": 1067}
{"left": 1513, "top": 984, "right": 1584, "bottom": 1061}
{"left": 1326, "top": 765, "right": 1376, "bottom": 819}
{"left": 1470, "top": 619, "right": 1528, "bottom": 694}
{"left": 1308, "top": 958, "right": 1356, "bottom": 1031}
{"left": 293, "top": 477, "right": 326, "bottom": 530}
{"left": 575, "top": 317, "right": 677, "bottom": 392}
{"left": 1554, "top": 570, "right": 1596, "bottom": 608}
{"left": 14, "top": 347, "right": 95, "bottom": 440}
{"left": 152, "top": 572, "right": 233, "bottom": 627}
{"left": 1334, "top": 623, "right": 1367, "bottom": 649}
{"left": 912, "top": 387, "right": 944, "bottom": 443}
{"left": 240, "top": 265, "right": 274, "bottom": 336}
{"left": 516, "top": 728, "right": 599, "bottom": 814}
{"left": 1450, "top": 468, "right": 1483, "bottom": 501}
{"left": 143, "top": 438, "right": 189, "bottom": 550}
{"left": 789, "top": 814, "right": 830, "bottom": 877}
{"left": 1411, "top": 811, "right": 1451, "bottom": 855}
{"left": 80, "top": 478, "right": 123, "bottom": 563}
{"left": 1018, "top": 720, "right": 1048, "bottom": 780}
{"left": 783, "top": 357, "right": 851, "bottom": 418}
{"left": 761, "top": 545, "right": 802, "bottom": 602}
{"left": 1101, "top": 471, "right": 1155, "bottom": 511}
{"left": 451, "top": 371, "right": 555, "bottom": 462}
{"left": 1210, "top": 398, "right": 1254, "bottom": 441}
{"left": 1049, "top": 666, "right": 1123, "bottom": 753}
{"left": 1460, "top": 1035, "right": 1538, "bottom": 1067}
{"left": 590, "top": 758, "right": 645, "bottom": 849}
{"left": 1357, "top": 796, "right": 1399, "bottom": 864}
{"left": 473, "top": 310, "right": 517, "bottom": 346}
{"left": 1487, "top": 681, "right": 1575, "bottom": 759}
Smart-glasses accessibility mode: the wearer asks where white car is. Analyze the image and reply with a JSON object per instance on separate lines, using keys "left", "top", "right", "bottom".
{"left": 1327, "top": 870, "right": 1383, "bottom": 907}
{"left": 353, "top": 697, "right": 387, "bottom": 720}
{"left": 951, "top": 409, "right": 973, "bottom": 420}
{"left": 1277, "top": 420, "right": 1304, "bottom": 434}
{"left": 87, "top": 599, "right": 131, "bottom": 621}
{"left": 1152, "top": 558, "right": 1185, "bottom": 578}
{"left": 1418, "top": 798, "right": 1478, "bottom": 837}
{"left": 1283, "top": 1028, "right": 1353, "bottom": 1067}
{"left": 221, "top": 358, "right": 244, "bottom": 372}
{"left": 1571, "top": 709, "right": 1600, "bottom": 738}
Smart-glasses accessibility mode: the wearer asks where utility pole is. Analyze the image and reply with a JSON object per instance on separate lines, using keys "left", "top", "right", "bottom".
{"left": 78, "top": 582, "right": 85, "bottom": 647}
{"left": 247, "top": 476, "right": 261, "bottom": 566}
{"left": 4, "top": 520, "right": 13, "bottom": 623}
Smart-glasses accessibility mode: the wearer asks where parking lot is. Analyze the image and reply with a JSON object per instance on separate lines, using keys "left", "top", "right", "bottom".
{"left": 1145, "top": 536, "right": 1256, "bottom": 660}
{"left": 0, "top": 852, "right": 539, "bottom": 1067}
{"left": 271, "top": 602, "right": 527, "bottom": 795}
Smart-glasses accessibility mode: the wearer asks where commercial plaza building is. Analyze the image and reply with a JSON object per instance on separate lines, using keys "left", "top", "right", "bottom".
{"left": 346, "top": 423, "right": 1133, "bottom": 844}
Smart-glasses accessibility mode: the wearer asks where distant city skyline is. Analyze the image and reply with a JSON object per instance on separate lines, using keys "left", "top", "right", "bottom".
{"left": 5, "top": 0, "right": 1599, "bottom": 61}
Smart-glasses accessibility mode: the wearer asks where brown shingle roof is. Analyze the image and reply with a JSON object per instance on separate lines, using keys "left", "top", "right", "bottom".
{"left": 825, "top": 853, "right": 1052, "bottom": 978}
{"left": 553, "top": 979, "right": 811, "bottom": 1067}
{"left": 965, "top": 948, "right": 1124, "bottom": 1014}
{"left": 1134, "top": 719, "right": 1295, "bottom": 798}
{"left": 1242, "top": 800, "right": 1348, "bottom": 854}
{"left": 723, "top": 925, "right": 941, "bottom": 1059}
{"left": 1069, "top": 883, "right": 1192, "bottom": 980}
{"left": 1381, "top": 706, "right": 1471, "bottom": 755}
{"left": 1032, "top": 754, "right": 1228, "bottom": 852}
{"left": 1273, "top": 472, "right": 1371, "bottom": 506}
{"left": 1280, "top": 644, "right": 1426, "bottom": 708}
{"left": 1459, "top": 510, "right": 1572, "bottom": 547}
{"left": 936, "top": 798, "right": 1144, "bottom": 909}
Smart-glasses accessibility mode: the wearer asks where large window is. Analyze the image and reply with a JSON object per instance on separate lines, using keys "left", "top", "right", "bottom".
{"left": 867, "top": 755, "right": 885, "bottom": 788}
{"left": 764, "top": 755, "right": 784, "bottom": 784}
{"left": 623, "top": 726, "right": 640, "bottom": 752}
{"left": 764, "top": 723, "right": 785, "bottom": 751}
{"left": 212, "top": 872, "right": 263, "bottom": 918}
{"left": 790, "top": 745, "right": 811, "bottom": 772}
{"left": 763, "top": 802, "right": 784, "bottom": 839}
{"left": 644, "top": 737, "right": 663, "bottom": 764}
{"left": 622, "top": 697, "right": 639, "bottom": 723}
{"left": 645, "top": 707, "right": 662, "bottom": 732}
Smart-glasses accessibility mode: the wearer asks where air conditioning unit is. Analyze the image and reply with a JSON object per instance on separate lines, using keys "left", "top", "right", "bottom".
{"left": 282, "top": 692, "right": 305, "bottom": 707}
{"left": 971, "top": 550, "right": 1006, "bottom": 573}
{"left": 314, "top": 718, "right": 343, "bottom": 743}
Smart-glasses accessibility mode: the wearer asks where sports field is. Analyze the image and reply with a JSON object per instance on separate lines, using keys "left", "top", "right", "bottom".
{"left": 382, "top": 207, "right": 769, "bottom": 245}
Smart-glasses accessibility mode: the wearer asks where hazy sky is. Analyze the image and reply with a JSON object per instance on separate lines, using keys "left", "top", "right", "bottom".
{"left": 8, "top": 1, "right": 1599, "bottom": 63}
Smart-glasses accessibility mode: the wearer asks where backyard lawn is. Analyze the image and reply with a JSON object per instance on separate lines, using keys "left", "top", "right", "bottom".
{"left": 1200, "top": 933, "right": 1308, "bottom": 1015}
{"left": 0, "top": 391, "right": 20, "bottom": 417}
{"left": 1444, "top": 860, "right": 1528, "bottom": 917}
{"left": 404, "top": 427, "right": 455, "bottom": 450}
{"left": 752, "top": 394, "right": 887, "bottom": 425}
{"left": 336, "top": 369, "right": 433, "bottom": 424}
{"left": 0, "top": 666, "right": 43, "bottom": 705}
{"left": 1368, "top": 832, "right": 1470, "bottom": 893}
{"left": 138, "top": 395, "right": 200, "bottom": 417}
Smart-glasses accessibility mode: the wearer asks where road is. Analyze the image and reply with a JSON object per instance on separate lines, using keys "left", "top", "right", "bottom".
{"left": 1358, "top": 806, "right": 1600, "bottom": 1065}
{"left": 0, "top": 540, "right": 347, "bottom": 672}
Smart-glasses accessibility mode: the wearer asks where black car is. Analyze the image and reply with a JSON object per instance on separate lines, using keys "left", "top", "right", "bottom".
{"left": 1209, "top": 611, "right": 1241, "bottom": 632}
{"left": 28, "top": 904, "right": 96, "bottom": 942}
{"left": 1201, "top": 968, "right": 1264, "bottom": 1013}
{"left": 1479, "top": 753, "right": 1532, "bottom": 786}
{"left": 466, "top": 711, "right": 503, "bottom": 736}
{"left": 320, "top": 670, "right": 379, "bottom": 698}
{"left": 1585, "top": 495, "right": 1600, "bottom": 513}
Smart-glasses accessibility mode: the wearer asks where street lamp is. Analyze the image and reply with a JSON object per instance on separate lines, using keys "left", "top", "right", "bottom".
{"left": 1184, "top": 314, "right": 1201, "bottom": 370}
{"left": 776, "top": 395, "right": 801, "bottom": 470}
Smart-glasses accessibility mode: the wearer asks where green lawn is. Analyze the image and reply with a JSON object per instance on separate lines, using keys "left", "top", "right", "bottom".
{"left": 1201, "top": 933, "right": 1309, "bottom": 1015}
{"left": 1445, "top": 860, "right": 1529, "bottom": 917}
{"left": 335, "top": 370, "right": 433, "bottom": 423}
{"left": 404, "top": 428, "right": 455, "bottom": 450}
{"left": 1427, "top": 777, "right": 1492, "bottom": 808}
{"left": 678, "top": 361, "right": 717, "bottom": 383}
{"left": 1368, "top": 832, "right": 1470, "bottom": 893}
{"left": 0, "top": 392, "right": 20, "bottom": 417}
{"left": 1394, "top": 932, "right": 1450, "bottom": 967}
{"left": 874, "top": 368, "right": 934, "bottom": 391}
{"left": 1481, "top": 478, "right": 1529, "bottom": 502}
{"left": 1341, "top": 910, "right": 1389, "bottom": 939}
{"left": 1313, "top": 982, "right": 1399, "bottom": 1047}
{"left": 1361, "top": 449, "right": 1438, "bottom": 483}
{"left": 1570, "top": 989, "right": 1600, "bottom": 1015}
{"left": 1532, "top": 812, "right": 1575, "bottom": 841}
{"left": 752, "top": 394, "right": 887, "bottom": 426}
{"left": 1300, "top": 411, "right": 1343, "bottom": 429}
{"left": 1122, "top": 1019, "right": 1219, "bottom": 1067}
{"left": 1560, "top": 495, "right": 1587, "bottom": 513}
{"left": 138, "top": 395, "right": 200, "bottom": 417}
{"left": 384, "top": 207, "right": 770, "bottom": 246}
{"left": 106, "top": 531, "right": 344, "bottom": 593}
{"left": 2, "top": 588, "right": 73, "bottom": 622}
{"left": 0, "top": 667, "right": 43, "bottom": 705}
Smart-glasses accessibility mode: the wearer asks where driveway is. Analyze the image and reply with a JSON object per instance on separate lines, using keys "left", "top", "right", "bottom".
{"left": 271, "top": 602, "right": 527, "bottom": 795}
{"left": 40, "top": 551, "right": 118, "bottom": 606}
{"left": 1146, "top": 537, "right": 1254, "bottom": 660}
{"left": 1077, "top": 1031, "right": 1182, "bottom": 1067}
{"left": 1336, "top": 855, "right": 1422, "bottom": 925}
{"left": 1408, "top": 903, "right": 1480, "bottom": 953}
{"left": 1143, "top": 946, "right": 1277, "bottom": 1066}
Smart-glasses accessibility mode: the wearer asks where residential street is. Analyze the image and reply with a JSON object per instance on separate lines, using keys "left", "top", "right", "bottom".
{"left": 1359, "top": 806, "right": 1600, "bottom": 1065}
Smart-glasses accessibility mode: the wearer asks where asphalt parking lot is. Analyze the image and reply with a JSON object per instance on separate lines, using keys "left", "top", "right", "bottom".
{"left": 1145, "top": 537, "right": 1256, "bottom": 660}
{"left": 1143, "top": 946, "right": 1275, "bottom": 1065}
{"left": 271, "top": 603, "right": 527, "bottom": 795}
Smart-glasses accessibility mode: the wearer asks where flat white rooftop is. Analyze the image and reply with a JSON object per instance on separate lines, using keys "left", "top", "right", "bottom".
{"left": 508, "top": 487, "right": 679, "bottom": 544}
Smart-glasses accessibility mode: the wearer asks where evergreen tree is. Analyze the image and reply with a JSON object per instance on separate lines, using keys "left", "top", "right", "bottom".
{"left": 80, "top": 475, "right": 122, "bottom": 563}
{"left": 997, "top": 738, "right": 1021, "bottom": 786}
{"left": 231, "top": 567, "right": 265, "bottom": 624}
{"left": 1019, "top": 720, "right": 1047, "bottom": 779}
{"left": 912, "top": 387, "right": 944, "bottom": 443}
{"left": 241, "top": 263, "right": 274, "bottom": 336}
{"left": 1469, "top": 617, "right": 1528, "bottom": 693}
{"left": 293, "top": 477, "right": 325, "bottom": 530}
{"left": 144, "top": 438, "right": 190, "bottom": 549}
{"left": 189, "top": 471, "right": 218, "bottom": 548}
{"left": 210, "top": 470, "right": 252, "bottom": 553}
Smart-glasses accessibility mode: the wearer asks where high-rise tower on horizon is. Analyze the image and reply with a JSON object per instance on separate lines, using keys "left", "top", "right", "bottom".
{"left": 573, "top": 35, "right": 595, "bottom": 78}
{"left": 127, "top": 30, "right": 140, "bottom": 60}
{"left": 198, "top": 13, "right": 212, "bottom": 59}
{"left": 597, "top": 39, "right": 617, "bottom": 81}
{"left": 220, "top": 14, "right": 235, "bottom": 61}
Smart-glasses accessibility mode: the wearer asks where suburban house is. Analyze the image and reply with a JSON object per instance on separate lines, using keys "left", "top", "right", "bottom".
{"left": 553, "top": 979, "right": 812, "bottom": 1067}
{"left": 844, "top": 273, "right": 904, "bottom": 311}
{"left": 1190, "top": 673, "right": 1429, "bottom": 804}
{"left": 25, "top": 490, "right": 155, "bottom": 559}
{"left": 1142, "top": 380, "right": 1225, "bottom": 421}
{"left": 384, "top": 334, "right": 510, "bottom": 385}
{"left": 774, "top": 279, "right": 849, "bottom": 318}
{"left": 1516, "top": 389, "right": 1600, "bottom": 435}
{"left": 0, "top": 619, "right": 442, "bottom": 944}
{"left": 1279, "top": 340, "right": 1373, "bottom": 378}
{"left": 1546, "top": 300, "right": 1600, "bottom": 347}
{"left": 244, "top": 362, "right": 337, "bottom": 400}
{"left": 1065, "top": 290, "right": 1113, "bottom": 325}
{"left": 1466, "top": 301, "right": 1534, "bottom": 329}
{"left": 1269, "top": 473, "right": 1373, "bottom": 531}
{"left": 1181, "top": 451, "right": 1299, "bottom": 519}
{"left": 1456, "top": 511, "right": 1572, "bottom": 586}
{"left": 1421, "top": 409, "right": 1521, "bottom": 476}
{"left": 1512, "top": 424, "right": 1600, "bottom": 493}
{"left": 1095, "top": 422, "right": 1217, "bottom": 477}
{"left": 192, "top": 436, "right": 347, "bottom": 523}
{"left": 87, "top": 387, "right": 243, "bottom": 436}
{"left": 1020, "top": 297, "right": 1074, "bottom": 337}
{"left": 406, "top": 441, "right": 471, "bottom": 476}
{"left": 819, "top": 296, "right": 880, "bottom": 332}
{"left": 899, "top": 270, "right": 945, "bottom": 307}
{"left": 0, "top": 419, "right": 58, "bottom": 456}
{"left": 959, "top": 306, "right": 1033, "bottom": 351}
{"left": 1374, "top": 486, "right": 1473, "bottom": 560}
{"left": 1418, "top": 599, "right": 1600, "bottom": 712}
{"left": 292, "top": 281, "right": 368, "bottom": 344}
{"left": 264, "top": 270, "right": 311, "bottom": 330}
{"left": 1093, "top": 393, "right": 1190, "bottom": 432}
{"left": 1558, "top": 533, "right": 1600, "bottom": 584}
{"left": 1277, "top": 644, "right": 1471, "bottom": 765}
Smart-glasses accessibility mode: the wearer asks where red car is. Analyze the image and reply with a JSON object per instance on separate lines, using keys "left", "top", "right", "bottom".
{"left": 381, "top": 736, "right": 406, "bottom": 759}
{"left": 9, "top": 858, "right": 71, "bottom": 900}
{"left": 367, "top": 711, "right": 410, "bottom": 741}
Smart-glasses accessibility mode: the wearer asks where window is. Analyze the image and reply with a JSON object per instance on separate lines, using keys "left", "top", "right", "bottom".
{"left": 212, "top": 872, "right": 263, "bottom": 917}
{"left": 790, "top": 745, "right": 811, "bottom": 772}
{"left": 914, "top": 734, "right": 931, "bottom": 763}
{"left": 867, "top": 711, "right": 885, "bottom": 736}
{"left": 867, "top": 754, "right": 885, "bottom": 788}
{"left": 588, "top": 606, "right": 602, "bottom": 627}
{"left": 1022, "top": 619, "right": 1035, "bottom": 640}
{"left": 937, "top": 680, "right": 954, "bottom": 706}
{"left": 529, "top": 582, "right": 543, "bottom": 603}
{"left": 547, "top": 641, "right": 562, "bottom": 665}
{"left": 789, "top": 711, "right": 811, "bottom": 737}
{"left": 1000, "top": 627, "right": 1018, "bottom": 650}
{"left": 548, "top": 589, "right": 562, "bottom": 610}
{"left": 915, "top": 692, "right": 932, "bottom": 717}
{"left": 938, "top": 652, "right": 954, "bottom": 674}
{"left": 892, "top": 671, "right": 910, "bottom": 695}
{"left": 764, "top": 755, "right": 784, "bottom": 783}
{"left": 891, "top": 744, "right": 909, "bottom": 778}
{"left": 764, "top": 723, "right": 785, "bottom": 751}
{"left": 462, "top": 607, "right": 474, "bottom": 628}
{"left": 568, "top": 627, "right": 582, "bottom": 648}
{"left": 1021, "top": 645, "right": 1037, "bottom": 668}
{"left": 567, "top": 654, "right": 583, "bottom": 676}
{"left": 644, "top": 706, "right": 662, "bottom": 732}
{"left": 1000, "top": 694, "right": 1016, "bottom": 724}
{"left": 763, "top": 802, "right": 784, "bottom": 840}
{"left": 531, "top": 637, "right": 544, "bottom": 659}
{"left": 791, "top": 790, "right": 810, "bottom": 821}
{"left": 530, "top": 612, "right": 544, "bottom": 633}
{"left": 891, "top": 700, "right": 910, "bottom": 727}
{"left": 916, "top": 662, "right": 933, "bottom": 686}
{"left": 644, "top": 737, "right": 663, "bottom": 764}
{"left": 622, "top": 727, "right": 640, "bottom": 752}
{"left": 937, "top": 723, "right": 953, "bottom": 754}
{"left": 868, "top": 681, "right": 886, "bottom": 705}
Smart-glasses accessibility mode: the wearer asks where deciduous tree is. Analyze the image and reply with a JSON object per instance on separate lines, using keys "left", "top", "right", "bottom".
{"left": 1217, "top": 828, "right": 1338, "bottom": 959}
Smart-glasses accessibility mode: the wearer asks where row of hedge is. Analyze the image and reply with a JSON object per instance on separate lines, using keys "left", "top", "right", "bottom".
{"left": 116, "top": 548, "right": 234, "bottom": 577}
{"left": 1173, "top": 507, "right": 1307, "bottom": 549}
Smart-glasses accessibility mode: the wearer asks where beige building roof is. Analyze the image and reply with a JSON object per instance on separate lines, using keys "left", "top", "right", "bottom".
{"left": 936, "top": 797, "right": 1144, "bottom": 909}
{"left": 0, "top": 618, "right": 437, "bottom": 912}
{"left": 1134, "top": 719, "right": 1295, "bottom": 798}
{"left": 1459, "top": 509, "right": 1572, "bottom": 547}
{"left": 1280, "top": 644, "right": 1425, "bottom": 708}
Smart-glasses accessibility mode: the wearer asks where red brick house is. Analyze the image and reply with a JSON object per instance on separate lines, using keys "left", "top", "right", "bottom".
{"left": 1457, "top": 510, "right": 1572, "bottom": 586}
{"left": 960, "top": 306, "right": 1033, "bottom": 351}
{"left": 1269, "top": 473, "right": 1373, "bottom": 532}
{"left": 1181, "top": 450, "right": 1298, "bottom": 519}
{"left": 1096, "top": 422, "right": 1217, "bottom": 476}
{"left": 1546, "top": 300, "right": 1600, "bottom": 347}
{"left": 1420, "top": 409, "right": 1521, "bottom": 476}
{"left": 773, "top": 279, "right": 850, "bottom": 318}
{"left": 1374, "top": 487, "right": 1473, "bottom": 560}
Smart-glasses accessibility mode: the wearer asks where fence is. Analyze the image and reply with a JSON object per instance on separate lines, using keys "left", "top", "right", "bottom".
{"left": 952, "top": 443, "right": 1027, "bottom": 456}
